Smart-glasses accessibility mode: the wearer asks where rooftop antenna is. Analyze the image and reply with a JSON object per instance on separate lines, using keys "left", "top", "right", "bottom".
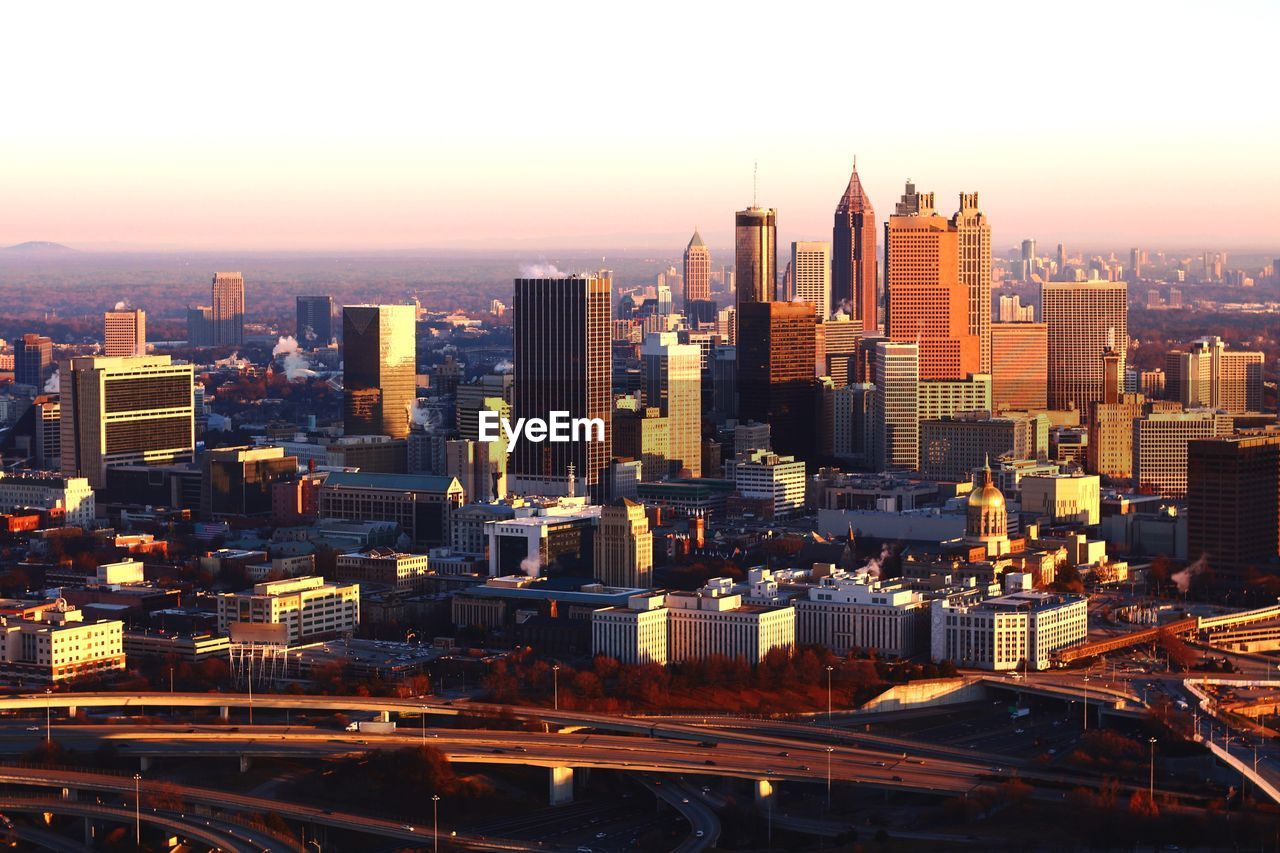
{"left": 753, "top": 161, "right": 758, "bottom": 208}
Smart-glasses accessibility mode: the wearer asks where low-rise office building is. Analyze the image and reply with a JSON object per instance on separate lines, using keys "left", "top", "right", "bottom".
{"left": 794, "top": 571, "right": 930, "bottom": 658}
{"left": 0, "top": 602, "right": 125, "bottom": 685}
{"left": 335, "top": 549, "right": 430, "bottom": 592}
{"left": 216, "top": 576, "right": 360, "bottom": 645}
{"left": 930, "top": 590, "right": 1086, "bottom": 671}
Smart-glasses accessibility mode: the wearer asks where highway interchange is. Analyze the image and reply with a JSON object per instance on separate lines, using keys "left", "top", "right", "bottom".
{"left": 0, "top": 652, "right": 1276, "bottom": 851}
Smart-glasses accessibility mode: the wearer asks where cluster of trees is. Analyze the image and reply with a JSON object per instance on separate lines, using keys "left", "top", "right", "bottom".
{"left": 482, "top": 646, "right": 960, "bottom": 714}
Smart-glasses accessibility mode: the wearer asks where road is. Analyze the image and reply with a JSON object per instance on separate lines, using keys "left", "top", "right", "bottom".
{"left": 0, "top": 796, "right": 260, "bottom": 852}
{"left": 0, "top": 721, "right": 1008, "bottom": 793}
{"left": 0, "top": 766, "right": 549, "bottom": 851}
{"left": 638, "top": 776, "right": 718, "bottom": 853}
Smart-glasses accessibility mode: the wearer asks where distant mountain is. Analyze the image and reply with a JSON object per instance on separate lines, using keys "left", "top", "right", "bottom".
{"left": 3, "top": 241, "right": 74, "bottom": 253}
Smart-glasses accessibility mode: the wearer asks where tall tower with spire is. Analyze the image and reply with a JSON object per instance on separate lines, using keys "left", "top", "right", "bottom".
{"left": 953, "top": 193, "right": 992, "bottom": 373}
{"left": 683, "top": 228, "right": 711, "bottom": 308}
{"left": 832, "top": 160, "right": 878, "bottom": 331}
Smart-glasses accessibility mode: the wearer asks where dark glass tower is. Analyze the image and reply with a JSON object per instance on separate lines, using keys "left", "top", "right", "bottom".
{"left": 296, "top": 295, "right": 334, "bottom": 348}
{"left": 511, "top": 273, "right": 612, "bottom": 498}
{"left": 736, "top": 301, "right": 819, "bottom": 461}
{"left": 15, "top": 334, "right": 54, "bottom": 390}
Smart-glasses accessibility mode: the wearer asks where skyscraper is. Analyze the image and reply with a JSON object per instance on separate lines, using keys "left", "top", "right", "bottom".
{"left": 1020, "top": 239, "right": 1036, "bottom": 280}
{"left": 342, "top": 305, "right": 416, "bottom": 440}
{"left": 14, "top": 334, "right": 54, "bottom": 390}
{"left": 594, "top": 498, "right": 653, "bottom": 588}
{"left": 1042, "top": 281, "right": 1128, "bottom": 412}
{"left": 952, "top": 193, "right": 992, "bottom": 373}
{"left": 512, "top": 273, "right": 612, "bottom": 498}
{"left": 682, "top": 229, "right": 711, "bottom": 308}
{"left": 734, "top": 207, "right": 777, "bottom": 305}
{"left": 1164, "top": 336, "right": 1264, "bottom": 413}
{"left": 103, "top": 309, "right": 146, "bottom": 357}
{"left": 211, "top": 272, "right": 245, "bottom": 346}
{"left": 296, "top": 295, "right": 334, "bottom": 348}
{"left": 790, "top": 241, "right": 832, "bottom": 314}
{"left": 1187, "top": 433, "right": 1280, "bottom": 578}
{"left": 187, "top": 306, "right": 214, "bottom": 347}
{"left": 871, "top": 341, "right": 919, "bottom": 472}
{"left": 990, "top": 322, "right": 1048, "bottom": 411}
{"left": 1132, "top": 410, "right": 1232, "bottom": 498}
{"left": 60, "top": 355, "right": 195, "bottom": 489}
{"left": 641, "top": 332, "right": 702, "bottom": 477}
{"left": 884, "top": 184, "right": 979, "bottom": 380}
{"left": 832, "top": 162, "right": 878, "bottom": 330}
{"left": 1129, "top": 247, "right": 1142, "bottom": 280}
{"left": 736, "top": 301, "right": 818, "bottom": 461}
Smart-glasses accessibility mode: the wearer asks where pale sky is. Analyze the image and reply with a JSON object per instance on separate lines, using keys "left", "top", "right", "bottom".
{"left": 2, "top": 1, "right": 1276, "bottom": 252}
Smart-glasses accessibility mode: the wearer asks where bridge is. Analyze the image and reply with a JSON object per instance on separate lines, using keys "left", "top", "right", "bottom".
{"left": 1054, "top": 617, "right": 1197, "bottom": 663}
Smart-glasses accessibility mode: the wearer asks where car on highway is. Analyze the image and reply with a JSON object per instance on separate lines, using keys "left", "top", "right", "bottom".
{"left": 596, "top": 831, "right": 607, "bottom": 839}
{"left": 401, "top": 824, "right": 415, "bottom": 831}
{"left": 892, "top": 775, "right": 903, "bottom": 782}
{"left": 696, "top": 830, "right": 705, "bottom": 838}
{"left": 24, "top": 726, "right": 38, "bottom": 732}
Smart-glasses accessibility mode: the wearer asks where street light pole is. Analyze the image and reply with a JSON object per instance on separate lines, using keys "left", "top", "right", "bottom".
{"left": 421, "top": 705, "right": 428, "bottom": 747}
{"left": 1148, "top": 737, "right": 1157, "bottom": 805}
{"left": 44, "top": 688, "right": 52, "bottom": 744}
{"left": 1082, "top": 676, "right": 1089, "bottom": 731}
{"left": 825, "top": 746, "right": 834, "bottom": 810}
{"left": 133, "top": 773, "right": 142, "bottom": 845}
{"left": 432, "top": 794, "right": 440, "bottom": 850}
{"left": 826, "top": 665, "right": 834, "bottom": 730}
{"left": 552, "top": 665, "right": 560, "bottom": 711}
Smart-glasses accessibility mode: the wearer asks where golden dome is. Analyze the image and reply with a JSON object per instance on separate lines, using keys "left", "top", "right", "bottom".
{"left": 968, "top": 480, "right": 1005, "bottom": 510}
{"left": 968, "top": 458, "right": 1005, "bottom": 509}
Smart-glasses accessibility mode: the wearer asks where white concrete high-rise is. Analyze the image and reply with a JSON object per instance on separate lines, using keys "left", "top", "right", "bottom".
{"left": 790, "top": 241, "right": 832, "bottom": 314}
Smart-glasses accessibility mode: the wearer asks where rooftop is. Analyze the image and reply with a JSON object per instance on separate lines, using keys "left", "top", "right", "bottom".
{"left": 323, "top": 471, "right": 460, "bottom": 493}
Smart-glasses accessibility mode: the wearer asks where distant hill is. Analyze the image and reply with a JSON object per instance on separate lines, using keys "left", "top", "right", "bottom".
{"left": 3, "top": 241, "right": 74, "bottom": 253}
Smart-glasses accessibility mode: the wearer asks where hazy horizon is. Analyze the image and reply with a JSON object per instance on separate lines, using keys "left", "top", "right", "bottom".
{"left": 3, "top": 1, "right": 1277, "bottom": 252}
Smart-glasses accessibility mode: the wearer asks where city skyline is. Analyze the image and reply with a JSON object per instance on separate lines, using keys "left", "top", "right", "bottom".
{"left": 0, "top": 4, "right": 1278, "bottom": 848}
{"left": 2, "top": 3, "right": 1277, "bottom": 251}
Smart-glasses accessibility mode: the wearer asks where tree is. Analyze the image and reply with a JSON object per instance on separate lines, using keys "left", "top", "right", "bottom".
{"left": 1127, "top": 789, "right": 1159, "bottom": 818}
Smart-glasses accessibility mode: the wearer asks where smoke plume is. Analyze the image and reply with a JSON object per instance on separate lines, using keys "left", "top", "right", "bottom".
{"left": 862, "top": 543, "right": 892, "bottom": 581}
{"left": 493, "top": 359, "right": 514, "bottom": 374}
{"left": 272, "top": 335, "right": 299, "bottom": 357}
{"left": 410, "top": 400, "right": 441, "bottom": 429}
{"left": 1171, "top": 555, "right": 1207, "bottom": 594}
{"left": 272, "top": 336, "right": 315, "bottom": 380}
{"left": 43, "top": 369, "right": 60, "bottom": 394}
{"left": 519, "top": 263, "right": 564, "bottom": 278}
{"left": 113, "top": 300, "right": 130, "bottom": 311}
{"left": 519, "top": 556, "right": 541, "bottom": 578}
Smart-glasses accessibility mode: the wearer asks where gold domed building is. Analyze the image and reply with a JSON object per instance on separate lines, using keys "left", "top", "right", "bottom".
{"left": 966, "top": 457, "right": 1011, "bottom": 557}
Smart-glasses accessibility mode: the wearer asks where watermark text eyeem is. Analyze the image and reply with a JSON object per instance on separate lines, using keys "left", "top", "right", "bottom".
{"left": 477, "top": 410, "right": 605, "bottom": 452}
